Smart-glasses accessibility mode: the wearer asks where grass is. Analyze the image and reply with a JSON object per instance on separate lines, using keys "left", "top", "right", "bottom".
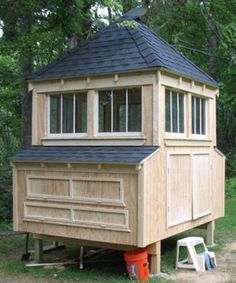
{"left": 0, "top": 179, "right": 235, "bottom": 282}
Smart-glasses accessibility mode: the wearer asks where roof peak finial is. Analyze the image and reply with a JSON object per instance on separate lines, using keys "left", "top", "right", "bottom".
{"left": 122, "top": 7, "right": 147, "bottom": 21}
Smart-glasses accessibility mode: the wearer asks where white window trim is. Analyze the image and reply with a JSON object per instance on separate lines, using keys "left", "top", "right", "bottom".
{"left": 97, "top": 87, "right": 142, "bottom": 135}
{"left": 191, "top": 96, "right": 208, "bottom": 137}
{"left": 97, "top": 132, "right": 142, "bottom": 137}
{"left": 165, "top": 89, "right": 187, "bottom": 137}
{"left": 47, "top": 93, "right": 88, "bottom": 137}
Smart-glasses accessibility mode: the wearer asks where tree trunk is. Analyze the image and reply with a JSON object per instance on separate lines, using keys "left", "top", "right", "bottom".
{"left": 20, "top": 51, "right": 33, "bottom": 149}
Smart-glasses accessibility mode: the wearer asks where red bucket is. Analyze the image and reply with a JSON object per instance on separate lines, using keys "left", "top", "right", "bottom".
{"left": 124, "top": 249, "right": 150, "bottom": 281}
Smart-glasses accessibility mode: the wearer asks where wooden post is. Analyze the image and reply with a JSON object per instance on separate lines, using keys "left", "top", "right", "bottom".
{"left": 35, "top": 239, "right": 43, "bottom": 263}
{"left": 147, "top": 241, "right": 161, "bottom": 274}
{"left": 206, "top": 221, "right": 215, "bottom": 246}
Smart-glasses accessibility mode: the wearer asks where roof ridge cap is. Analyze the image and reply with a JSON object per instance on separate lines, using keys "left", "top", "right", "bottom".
{"left": 126, "top": 23, "right": 150, "bottom": 67}
{"left": 128, "top": 21, "right": 167, "bottom": 68}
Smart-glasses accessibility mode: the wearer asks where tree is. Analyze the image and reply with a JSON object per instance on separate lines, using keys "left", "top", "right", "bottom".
{"left": 0, "top": 0, "right": 96, "bottom": 148}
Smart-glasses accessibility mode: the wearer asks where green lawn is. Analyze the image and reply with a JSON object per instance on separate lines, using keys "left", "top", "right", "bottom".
{"left": 0, "top": 194, "right": 235, "bottom": 282}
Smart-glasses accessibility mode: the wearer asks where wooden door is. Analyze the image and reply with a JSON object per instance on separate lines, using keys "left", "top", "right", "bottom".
{"left": 192, "top": 154, "right": 211, "bottom": 219}
{"left": 167, "top": 154, "right": 192, "bottom": 227}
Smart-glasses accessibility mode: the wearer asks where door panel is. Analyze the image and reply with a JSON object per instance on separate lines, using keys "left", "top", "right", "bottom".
{"left": 192, "top": 154, "right": 211, "bottom": 219}
{"left": 168, "top": 154, "right": 192, "bottom": 227}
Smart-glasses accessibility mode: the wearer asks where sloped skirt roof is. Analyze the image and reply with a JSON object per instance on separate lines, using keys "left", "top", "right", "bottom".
{"left": 10, "top": 146, "right": 159, "bottom": 165}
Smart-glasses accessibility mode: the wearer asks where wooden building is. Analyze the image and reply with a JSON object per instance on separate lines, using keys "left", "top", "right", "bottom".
{"left": 11, "top": 8, "right": 225, "bottom": 274}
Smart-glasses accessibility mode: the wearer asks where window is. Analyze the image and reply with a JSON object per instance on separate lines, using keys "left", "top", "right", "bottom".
{"left": 165, "top": 89, "right": 185, "bottom": 134}
{"left": 98, "top": 88, "right": 141, "bottom": 133}
{"left": 192, "top": 96, "right": 207, "bottom": 135}
{"left": 49, "top": 92, "right": 87, "bottom": 134}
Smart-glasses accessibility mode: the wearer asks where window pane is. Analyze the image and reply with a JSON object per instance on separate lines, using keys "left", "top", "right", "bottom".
{"left": 99, "top": 90, "right": 111, "bottom": 132}
{"left": 172, "top": 91, "right": 178, "bottom": 133}
{"left": 201, "top": 99, "right": 206, "bottom": 135}
{"left": 179, "top": 94, "right": 184, "bottom": 133}
{"left": 195, "top": 97, "right": 200, "bottom": 134}
{"left": 50, "top": 95, "right": 61, "bottom": 133}
{"left": 165, "top": 90, "right": 171, "bottom": 132}
{"left": 128, "top": 88, "right": 141, "bottom": 132}
{"left": 62, "top": 94, "right": 73, "bottom": 133}
{"left": 113, "top": 89, "right": 126, "bottom": 132}
{"left": 75, "top": 93, "right": 87, "bottom": 133}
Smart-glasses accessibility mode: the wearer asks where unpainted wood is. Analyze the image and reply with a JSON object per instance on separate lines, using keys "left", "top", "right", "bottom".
{"left": 32, "top": 93, "right": 47, "bottom": 145}
{"left": 34, "top": 234, "right": 136, "bottom": 251}
{"left": 15, "top": 168, "right": 138, "bottom": 246}
{"left": 212, "top": 149, "right": 225, "bottom": 218}
{"left": 186, "top": 93, "right": 192, "bottom": 138}
{"left": 42, "top": 137, "right": 147, "bottom": 146}
{"left": 87, "top": 90, "right": 96, "bottom": 138}
{"left": 142, "top": 85, "right": 153, "bottom": 145}
{"left": 167, "top": 154, "right": 192, "bottom": 227}
{"left": 206, "top": 221, "right": 215, "bottom": 246}
{"left": 165, "top": 139, "right": 212, "bottom": 147}
{"left": 147, "top": 241, "right": 161, "bottom": 274}
{"left": 192, "top": 154, "right": 211, "bottom": 219}
{"left": 160, "top": 71, "right": 217, "bottom": 97}
{"left": 32, "top": 72, "right": 156, "bottom": 94}
{"left": 137, "top": 165, "right": 145, "bottom": 247}
{"left": 152, "top": 71, "right": 160, "bottom": 145}
{"left": 34, "top": 238, "right": 43, "bottom": 263}
{"left": 142, "top": 151, "right": 160, "bottom": 246}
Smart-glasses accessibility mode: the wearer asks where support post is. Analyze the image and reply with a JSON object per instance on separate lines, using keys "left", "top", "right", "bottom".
{"left": 147, "top": 241, "right": 161, "bottom": 275}
{"left": 35, "top": 239, "right": 43, "bottom": 263}
{"left": 206, "top": 221, "right": 215, "bottom": 246}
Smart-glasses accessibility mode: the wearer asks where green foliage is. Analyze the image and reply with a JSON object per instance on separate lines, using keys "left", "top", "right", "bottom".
{"left": 225, "top": 177, "right": 236, "bottom": 199}
{"left": 216, "top": 197, "right": 236, "bottom": 242}
{"left": 145, "top": 0, "right": 236, "bottom": 155}
{"left": 117, "top": 20, "right": 138, "bottom": 29}
{"left": 0, "top": 55, "right": 21, "bottom": 221}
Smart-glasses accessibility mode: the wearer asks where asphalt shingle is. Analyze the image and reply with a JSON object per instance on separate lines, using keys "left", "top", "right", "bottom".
{"left": 30, "top": 15, "right": 218, "bottom": 87}
{"left": 10, "top": 146, "right": 159, "bottom": 165}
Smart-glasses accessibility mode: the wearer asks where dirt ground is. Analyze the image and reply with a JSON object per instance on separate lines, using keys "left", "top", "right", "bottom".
{"left": 0, "top": 241, "right": 235, "bottom": 283}
{"left": 167, "top": 241, "right": 236, "bottom": 283}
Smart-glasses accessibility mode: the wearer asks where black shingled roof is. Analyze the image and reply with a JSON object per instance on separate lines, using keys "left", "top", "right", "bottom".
{"left": 30, "top": 11, "right": 218, "bottom": 87}
{"left": 10, "top": 146, "right": 159, "bottom": 165}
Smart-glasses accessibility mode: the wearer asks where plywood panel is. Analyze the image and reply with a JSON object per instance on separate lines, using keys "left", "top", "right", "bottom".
{"left": 25, "top": 204, "right": 71, "bottom": 221}
{"left": 167, "top": 154, "right": 192, "bottom": 227}
{"left": 72, "top": 179, "right": 122, "bottom": 203}
{"left": 14, "top": 166, "right": 138, "bottom": 246}
{"left": 27, "top": 177, "right": 70, "bottom": 197}
{"left": 212, "top": 149, "right": 225, "bottom": 218}
{"left": 142, "top": 151, "right": 160, "bottom": 246}
{"left": 73, "top": 208, "right": 128, "bottom": 229}
{"left": 192, "top": 154, "right": 211, "bottom": 219}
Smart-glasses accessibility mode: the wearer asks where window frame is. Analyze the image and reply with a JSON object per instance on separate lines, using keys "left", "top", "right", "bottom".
{"left": 47, "top": 92, "right": 88, "bottom": 138}
{"left": 191, "top": 95, "right": 208, "bottom": 138}
{"left": 165, "top": 88, "right": 186, "bottom": 138}
{"left": 97, "top": 87, "right": 142, "bottom": 136}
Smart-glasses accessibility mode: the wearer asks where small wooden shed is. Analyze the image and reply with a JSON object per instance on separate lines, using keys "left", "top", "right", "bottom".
{"left": 11, "top": 8, "right": 225, "bottom": 273}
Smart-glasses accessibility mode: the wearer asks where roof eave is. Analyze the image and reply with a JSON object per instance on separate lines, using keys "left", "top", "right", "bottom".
{"left": 28, "top": 66, "right": 218, "bottom": 90}
{"left": 158, "top": 67, "right": 219, "bottom": 89}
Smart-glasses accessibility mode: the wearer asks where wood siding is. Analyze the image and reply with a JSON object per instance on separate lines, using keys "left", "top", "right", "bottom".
{"left": 167, "top": 154, "right": 192, "bottom": 227}
{"left": 14, "top": 164, "right": 138, "bottom": 246}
